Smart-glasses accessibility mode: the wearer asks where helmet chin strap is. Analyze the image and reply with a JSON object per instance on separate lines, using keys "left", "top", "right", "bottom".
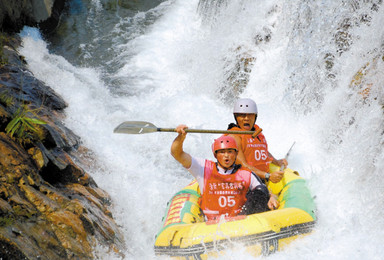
{"left": 216, "top": 162, "right": 234, "bottom": 173}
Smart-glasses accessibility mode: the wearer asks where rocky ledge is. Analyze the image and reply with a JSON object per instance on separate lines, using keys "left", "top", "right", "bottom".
{"left": 0, "top": 33, "right": 125, "bottom": 259}
{"left": 0, "top": 0, "right": 66, "bottom": 33}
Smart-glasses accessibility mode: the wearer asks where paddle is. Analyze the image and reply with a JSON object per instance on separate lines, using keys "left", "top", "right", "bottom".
{"left": 274, "top": 141, "right": 296, "bottom": 190}
{"left": 280, "top": 141, "right": 296, "bottom": 171}
{"left": 113, "top": 121, "right": 262, "bottom": 137}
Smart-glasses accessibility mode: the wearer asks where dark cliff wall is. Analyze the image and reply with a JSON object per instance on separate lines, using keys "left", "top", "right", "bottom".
{"left": 0, "top": 1, "right": 126, "bottom": 259}
{"left": 0, "top": 0, "right": 66, "bottom": 33}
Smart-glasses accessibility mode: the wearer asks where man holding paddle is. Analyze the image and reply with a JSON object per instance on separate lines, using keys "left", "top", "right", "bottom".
{"left": 228, "top": 98, "right": 288, "bottom": 183}
{"left": 171, "top": 124, "right": 279, "bottom": 221}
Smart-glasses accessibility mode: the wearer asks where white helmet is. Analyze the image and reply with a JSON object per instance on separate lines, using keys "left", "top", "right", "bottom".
{"left": 233, "top": 98, "right": 258, "bottom": 114}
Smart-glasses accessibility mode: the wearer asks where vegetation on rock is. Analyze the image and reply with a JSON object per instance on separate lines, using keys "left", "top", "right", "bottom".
{"left": 5, "top": 104, "right": 46, "bottom": 145}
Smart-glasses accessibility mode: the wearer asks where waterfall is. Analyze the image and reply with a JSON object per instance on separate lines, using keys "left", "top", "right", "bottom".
{"left": 19, "top": 0, "right": 384, "bottom": 258}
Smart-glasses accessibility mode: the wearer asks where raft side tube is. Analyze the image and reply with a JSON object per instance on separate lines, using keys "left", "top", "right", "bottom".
{"left": 155, "top": 166, "right": 317, "bottom": 258}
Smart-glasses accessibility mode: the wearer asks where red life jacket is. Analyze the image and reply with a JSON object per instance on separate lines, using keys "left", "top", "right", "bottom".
{"left": 200, "top": 160, "right": 251, "bottom": 221}
{"left": 230, "top": 125, "right": 271, "bottom": 172}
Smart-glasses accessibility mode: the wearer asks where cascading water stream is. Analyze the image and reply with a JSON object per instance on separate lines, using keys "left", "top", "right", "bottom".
{"left": 19, "top": 0, "right": 384, "bottom": 259}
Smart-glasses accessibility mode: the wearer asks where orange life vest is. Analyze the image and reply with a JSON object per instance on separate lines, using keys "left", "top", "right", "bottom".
{"left": 229, "top": 125, "right": 271, "bottom": 172}
{"left": 200, "top": 160, "right": 251, "bottom": 221}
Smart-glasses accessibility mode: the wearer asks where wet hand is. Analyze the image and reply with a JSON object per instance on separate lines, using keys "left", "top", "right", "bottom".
{"left": 175, "top": 124, "right": 188, "bottom": 135}
{"left": 269, "top": 170, "right": 284, "bottom": 183}
{"left": 276, "top": 158, "right": 288, "bottom": 168}
{"left": 268, "top": 194, "right": 279, "bottom": 210}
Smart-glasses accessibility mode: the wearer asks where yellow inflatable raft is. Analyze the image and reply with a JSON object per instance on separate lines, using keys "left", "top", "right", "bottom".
{"left": 154, "top": 164, "right": 316, "bottom": 259}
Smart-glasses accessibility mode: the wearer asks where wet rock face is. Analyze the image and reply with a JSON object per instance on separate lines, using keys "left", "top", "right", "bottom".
{"left": 0, "top": 0, "right": 66, "bottom": 33}
{"left": 0, "top": 34, "right": 125, "bottom": 258}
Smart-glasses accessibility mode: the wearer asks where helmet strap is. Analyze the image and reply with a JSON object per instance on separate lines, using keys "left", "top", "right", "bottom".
{"left": 215, "top": 161, "right": 235, "bottom": 172}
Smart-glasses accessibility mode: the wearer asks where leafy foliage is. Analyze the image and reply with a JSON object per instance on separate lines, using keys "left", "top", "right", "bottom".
{"left": 0, "top": 90, "right": 14, "bottom": 107}
{"left": 5, "top": 105, "right": 46, "bottom": 144}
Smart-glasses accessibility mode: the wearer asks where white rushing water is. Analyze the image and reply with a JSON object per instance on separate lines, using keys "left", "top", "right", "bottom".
{"left": 19, "top": 0, "right": 384, "bottom": 259}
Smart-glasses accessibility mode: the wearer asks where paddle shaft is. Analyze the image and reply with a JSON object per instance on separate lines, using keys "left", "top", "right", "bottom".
{"left": 280, "top": 141, "right": 296, "bottom": 171}
{"left": 157, "top": 127, "right": 262, "bottom": 136}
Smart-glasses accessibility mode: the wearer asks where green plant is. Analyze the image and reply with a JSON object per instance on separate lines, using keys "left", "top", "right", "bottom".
{"left": 0, "top": 90, "right": 14, "bottom": 107}
{"left": 5, "top": 105, "right": 46, "bottom": 144}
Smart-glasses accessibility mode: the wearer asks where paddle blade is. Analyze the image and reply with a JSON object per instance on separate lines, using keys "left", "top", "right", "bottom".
{"left": 113, "top": 121, "right": 158, "bottom": 134}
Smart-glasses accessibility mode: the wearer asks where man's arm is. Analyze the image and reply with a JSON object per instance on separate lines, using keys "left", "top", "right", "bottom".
{"left": 230, "top": 134, "right": 268, "bottom": 178}
{"left": 230, "top": 134, "right": 284, "bottom": 183}
{"left": 171, "top": 125, "right": 192, "bottom": 168}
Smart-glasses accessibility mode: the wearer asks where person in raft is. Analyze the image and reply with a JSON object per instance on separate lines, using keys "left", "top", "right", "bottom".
{"left": 171, "top": 125, "right": 279, "bottom": 221}
{"left": 228, "top": 98, "right": 288, "bottom": 183}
